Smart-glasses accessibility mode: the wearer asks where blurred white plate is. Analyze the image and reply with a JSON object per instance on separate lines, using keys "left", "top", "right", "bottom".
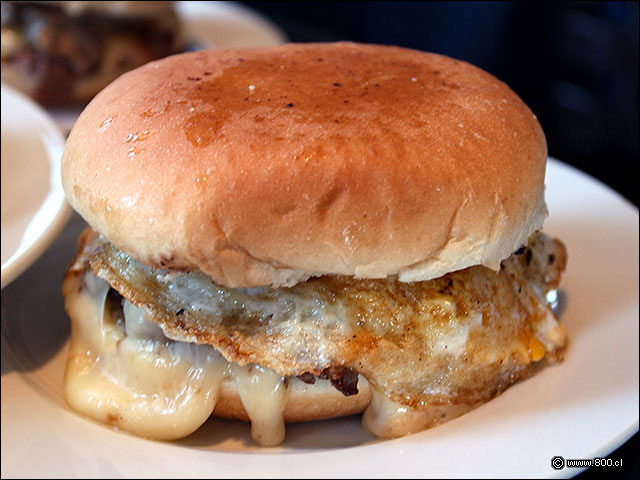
{"left": 49, "top": 1, "right": 287, "bottom": 134}
{"left": 1, "top": 83, "right": 70, "bottom": 289}
{"left": 1, "top": 159, "right": 637, "bottom": 478}
{"left": 178, "top": 0, "right": 287, "bottom": 49}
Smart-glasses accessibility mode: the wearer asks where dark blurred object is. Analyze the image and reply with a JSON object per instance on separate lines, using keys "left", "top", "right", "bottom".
{"left": 511, "top": 2, "right": 638, "bottom": 209}
{"left": 243, "top": 1, "right": 639, "bottom": 208}
{"left": 242, "top": 2, "right": 639, "bottom": 478}
{"left": 1, "top": 1, "right": 180, "bottom": 105}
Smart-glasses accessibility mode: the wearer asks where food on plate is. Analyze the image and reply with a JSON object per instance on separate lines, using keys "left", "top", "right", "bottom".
{"left": 1, "top": 1, "right": 181, "bottom": 104}
{"left": 60, "top": 42, "right": 568, "bottom": 446}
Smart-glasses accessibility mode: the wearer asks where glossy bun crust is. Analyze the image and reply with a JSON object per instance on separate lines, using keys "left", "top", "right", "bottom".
{"left": 62, "top": 42, "right": 547, "bottom": 287}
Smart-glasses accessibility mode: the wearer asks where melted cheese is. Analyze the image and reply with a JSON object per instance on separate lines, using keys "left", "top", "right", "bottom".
{"left": 65, "top": 273, "right": 293, "bottom": 445}
{"left": 64, "top": 272, "right": 473, "bottom": 445}
{"left": 363, "top": 389, "right": 472, "bottom": 438}
{"left": 65, "top": 273, "right": 227, "bottom": 440}
{"left": 231, "top": 364, "right": 288, "bottom": 446}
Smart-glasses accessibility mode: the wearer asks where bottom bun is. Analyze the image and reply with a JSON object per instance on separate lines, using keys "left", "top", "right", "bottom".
{"left": 213, "top": 374, "right": 372, "bottom": 423}
{"left": 213, "top": 374, "right": 474, "bottom": 439}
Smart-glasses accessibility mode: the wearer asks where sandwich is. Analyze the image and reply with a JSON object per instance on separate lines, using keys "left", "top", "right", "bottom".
{"left": 60, "top": 42, "right": 568, "bottom": 446}
{"left": 1, "top": 1, "right": 180, "bottom": 105}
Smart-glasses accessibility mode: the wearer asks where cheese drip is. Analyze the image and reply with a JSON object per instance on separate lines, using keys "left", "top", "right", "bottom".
{"left": 231, "top": 364, "right": 288, "bottom": 446}
{"left": 64, "top": 273, "right": 288, "bottom": 445}
{"left": 363, "top": 389, "right": 472, "bottom": 438}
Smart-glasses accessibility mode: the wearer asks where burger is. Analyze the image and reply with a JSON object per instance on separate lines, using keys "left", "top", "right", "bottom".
{"left": 60, "top": 42, "right": 568, "bottom": 446}
{"left": 1, "top": 1, "right": 180, "bottom": 105}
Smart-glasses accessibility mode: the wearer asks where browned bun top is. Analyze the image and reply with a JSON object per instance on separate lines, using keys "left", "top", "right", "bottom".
{"left": 62, "top": 42, "right": 548, "bottom": 287}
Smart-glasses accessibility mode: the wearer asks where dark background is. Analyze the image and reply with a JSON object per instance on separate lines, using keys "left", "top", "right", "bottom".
{"left": 241, "top": 2, "right": 638, "bottom": 478}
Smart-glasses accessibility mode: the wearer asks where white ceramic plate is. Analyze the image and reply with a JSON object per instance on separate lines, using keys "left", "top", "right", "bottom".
{"left": 48, "top": 1, "right": 287, "bottom": 134}
{"left": 0, "top": 83, "right": 70, "bottom": 289}
{"left": 1, "top": 159, "right": 638, "bottom": 478}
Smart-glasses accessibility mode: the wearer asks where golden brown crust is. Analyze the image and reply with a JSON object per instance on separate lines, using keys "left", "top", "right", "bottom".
{"left": 62, "top": 42, "right": 548, "bottom": 287}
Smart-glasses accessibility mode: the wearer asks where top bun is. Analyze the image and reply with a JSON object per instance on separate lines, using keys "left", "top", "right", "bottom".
{"left": 62, "top": 42, "right": 547, "bottom": 288}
